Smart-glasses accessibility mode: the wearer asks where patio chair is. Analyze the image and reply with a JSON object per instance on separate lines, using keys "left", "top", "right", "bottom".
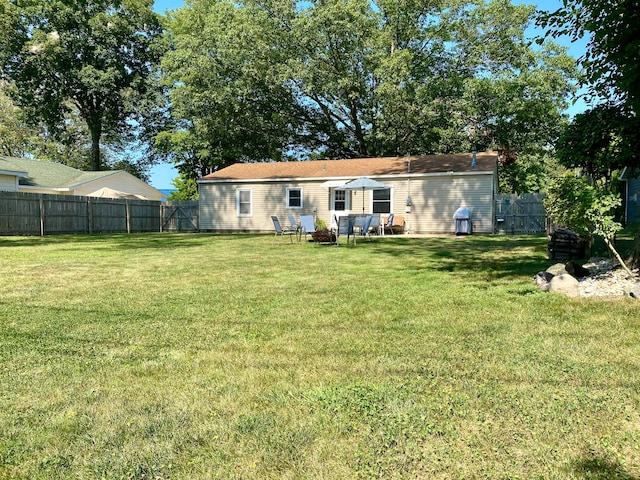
{"left": 299, "top": 215, "right": 316, "bottom": 241}
{"left": 356, "top": 215, "right": 373, "bottom": 238}
{"left": 330, "top": 214, "right": 339, "bottom": 231}
{"left": 368, "top": 213, "right": 381, "bottom": 235}
{"left": 272, "top": 216, "right": 297, "bottom": 243}
{"left": 353, "top": 214, "right": 367, "bottom": 233}
{"left": 336, "top": 215, "right": 355, "bottom": 246}
{"left": 288, "top": 214, "right": 300, "bottom": 231}
{"left": 383, "top": 213, "right": 395, "bottom": 235}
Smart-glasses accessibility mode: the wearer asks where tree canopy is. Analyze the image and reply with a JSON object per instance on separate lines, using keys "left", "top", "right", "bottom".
{"left": 159, "top": 0, "right": 577, "bottom": 179}
{"left": 555, "top": 104, "right": 640, "bottom": 187}
{"left": 0, "top": 0, "right": 165, "bottom": 171}
{"left": 537, "top": 0, "right": 640, "bottom": 113}
{"left": 539, "top": 0, "right": 640, "bottom": 270}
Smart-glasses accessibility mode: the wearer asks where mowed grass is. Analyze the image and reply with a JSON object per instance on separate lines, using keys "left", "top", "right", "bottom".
{"left": 0, "top": 233, "right": 639, "bottom": 479}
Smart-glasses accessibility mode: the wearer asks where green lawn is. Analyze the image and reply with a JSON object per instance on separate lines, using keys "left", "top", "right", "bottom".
{"left": 1, "top": 233, "right": 639, "bottom": 479}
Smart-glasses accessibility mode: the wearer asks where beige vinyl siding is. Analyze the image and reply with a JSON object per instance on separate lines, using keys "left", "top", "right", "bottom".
{"left": 399, "top": 174, "right": 495, "bottom": 234}
{"left": 0, "top": 174, "right": 18, "bottom": 192}
{"left": 352, "top": 174, "right": 493, "bottom": 234}
{"left": 200, "top": 181, "right": 336, "bottom": 232}
{"left": 200, "top": 171, "right": 495, "bottom": 234}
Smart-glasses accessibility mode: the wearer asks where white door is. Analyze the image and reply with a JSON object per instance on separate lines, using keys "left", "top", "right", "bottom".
{"left": 330, "top": 189, "right": 350, "bottom": 229}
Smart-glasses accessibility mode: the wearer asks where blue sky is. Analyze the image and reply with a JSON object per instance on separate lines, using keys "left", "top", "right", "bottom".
{"left": 148, "top": 0, "right": 589, "bottom": 189}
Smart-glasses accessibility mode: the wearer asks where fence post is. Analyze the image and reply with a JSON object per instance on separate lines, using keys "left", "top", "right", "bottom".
{"left": 39, "top": 196, "right": 45, "bottom": 236}
{"left": 88, "top": 197, "right": 93, "bottom": 234}
{"left": 126, "top": 200, "right": 131, "bottom": 234}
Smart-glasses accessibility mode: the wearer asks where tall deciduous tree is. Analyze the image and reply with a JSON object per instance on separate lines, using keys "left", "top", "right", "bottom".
{"left": 0, "top": 0, "right": 165, "bottom": 171}
{"left": 538, "top": 0, "right": 640, "bottom": 269}
{"left": 159, "top": 0, "right": 576, "bottom": 180}
{"left": 0, "top": 80, "right": 92, "bottom": 165}
{"left": 0, "top": 82, "right": 31, "bottom": 157}
{"left": 537, "top": 0, "right": 640, "bottom": 113}
{"left": 556, "top": 104, "right": 640, "bottom": 187}
{"left": 159, "top": 0, "right": 305, "bottom": 178}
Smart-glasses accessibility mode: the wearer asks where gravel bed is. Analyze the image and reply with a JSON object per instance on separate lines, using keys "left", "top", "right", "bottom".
{"left": 578, "top": 258, "right": 640, "bottom": 298}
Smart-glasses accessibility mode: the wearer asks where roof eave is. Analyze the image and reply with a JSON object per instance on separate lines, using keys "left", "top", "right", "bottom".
{"left": 197, "top": 170, "right": 495, "bottom": 184}
{"left": 20, "top": 185, "right": 73, "bottom": 192}
{"left": 0, "top": 169, "right": 28, "bottom": 177}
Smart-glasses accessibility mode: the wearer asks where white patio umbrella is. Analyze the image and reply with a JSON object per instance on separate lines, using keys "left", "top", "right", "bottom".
{"left": 337, "top": 176, "right": 390, "bottom": 213}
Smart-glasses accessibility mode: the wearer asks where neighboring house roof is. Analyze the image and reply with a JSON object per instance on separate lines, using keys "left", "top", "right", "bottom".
{"left": 0, "top": 167, "right": 27, "bottom": 177}
{"left": 199, "top": 152, "right": 497, "bottom": 182}
{"left": 0, "top": 155, "right": 165, "bottom": 201}
{"left": 0, "top": 155, "right": 116, "bottom": 188}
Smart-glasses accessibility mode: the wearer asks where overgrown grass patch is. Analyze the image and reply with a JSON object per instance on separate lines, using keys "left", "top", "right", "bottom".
{"left": 1, "top": 233, "right": 639, "bottom": 479}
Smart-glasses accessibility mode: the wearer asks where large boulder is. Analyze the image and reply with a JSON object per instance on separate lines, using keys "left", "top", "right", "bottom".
{"left": 548, "top": 273, "right": 580, "bottom": 298}
{"left": 629, "top": 283, "right": 640, "bottom": 300}
{"left": 534, "top": 271, "right": 554, "bottom": 291}
{"left": 565, "top": 260, "right": 590, "bottom": 278}
{"left": 546, "top": 263, "right": 568, "bottom": 276}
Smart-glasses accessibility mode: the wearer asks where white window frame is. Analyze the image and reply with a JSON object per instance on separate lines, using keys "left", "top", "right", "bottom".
{"left": 286, "top": 187, "right": 303, "bottom": 209}
{"left": 332, "top": 189, "right": 350, "bottom": 211}
{"left": 372, "top": 188, "right": 392, "bottom": 214}
{"left": 237, "top": 188, "right": 253, "bottom": 217}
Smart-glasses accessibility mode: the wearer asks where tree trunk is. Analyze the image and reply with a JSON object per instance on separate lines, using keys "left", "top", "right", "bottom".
{"left": 626, "top": 228, "right": 640, "bottom": 270}
{"left": 604, "top": 236, "right": 635, "bottom": 277}
{"left": 90, "top": 122, "right": 102, "bottom": 171}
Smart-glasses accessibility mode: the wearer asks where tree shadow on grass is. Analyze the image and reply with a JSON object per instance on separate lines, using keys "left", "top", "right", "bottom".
{"left": 369, "top": 235, "right": 551, "bottom": 282}
{"left": 571, "top": 456, "right": 639, "bottom": 480}
{"left": 0, "top": 232, "right": 264, "bottom": 251}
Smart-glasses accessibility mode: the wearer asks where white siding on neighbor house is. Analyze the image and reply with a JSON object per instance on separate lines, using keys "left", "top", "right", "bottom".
{"left": 74, "top": 172, "right": 166, "bottom": 200}
{"left": 199, "top": 170, "right": 495, "bottom": 234}
{"left": 0, "top": 174, "right": 18, "bottom": 192}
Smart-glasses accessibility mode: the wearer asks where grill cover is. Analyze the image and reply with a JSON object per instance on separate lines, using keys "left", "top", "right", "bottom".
{"left": 453, "top": 207, "right": 472, "bottom": 235}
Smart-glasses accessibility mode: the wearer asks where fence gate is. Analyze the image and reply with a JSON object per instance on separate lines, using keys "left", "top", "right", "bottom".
{"left": 494, "top": 193, "right": 547, "bottom": 234}
{"left": 161, "top": 200, "right": 199, "bottom": 232}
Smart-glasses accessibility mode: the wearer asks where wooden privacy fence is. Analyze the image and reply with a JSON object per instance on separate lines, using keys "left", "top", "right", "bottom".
{"left": 494, "top": 193, "right": 547, "bottom": 234}
{"left": 4, "top": 191, "right": 548, "bottom": 236}
{"left": 161, "top": 200, "right": 199, "bottom": 232}
{"left": 0, "top": 191, "right": 161, "bottom": 235}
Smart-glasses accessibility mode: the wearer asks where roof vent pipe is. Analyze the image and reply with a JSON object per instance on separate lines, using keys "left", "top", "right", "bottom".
{"left": 407, "top": 152, "right": 411, "bottom": 173}
{"left": 471, "top": 151, "right": 477, "bottom": 168}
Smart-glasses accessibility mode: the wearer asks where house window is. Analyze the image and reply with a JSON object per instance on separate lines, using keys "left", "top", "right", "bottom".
{"left": 372, "top": 189, "right": 391, "bottom": 214}
{"left": 237, "top": 188, "right": 252, "bottom": 216}
{"left": 334, "top": 189, "right": 347, "bottom": 210}
{"left": 287, "top": 187, "right": 303, "bottom": 208}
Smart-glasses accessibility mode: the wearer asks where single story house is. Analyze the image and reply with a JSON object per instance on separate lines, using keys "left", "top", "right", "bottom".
{"left": 198, "top": 152, "right": 498, "bottom": 234}
{"left": 620, "top": 167, "right": 640, "bottom": 225}
{"left": 0, "top": 155, "right": 166, "bottom": 201}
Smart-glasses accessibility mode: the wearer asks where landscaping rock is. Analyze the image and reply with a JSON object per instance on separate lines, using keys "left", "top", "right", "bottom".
{"left": 546, "top": 263, "right": 568, "bottom": 276}
{"left": 534, "top": 257, "right": 639, "bottom": 298}
{"left": 548, "top": 273, "right": 580, "bottom": 298}
{"left": 534, "top": 271, "right": 554, "bottom": 291}
{"left": 565, "top": 260, "right": 590, "bottom": 278}
{"left": 580, "top": 258, "right": 639, "bottom": 297}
